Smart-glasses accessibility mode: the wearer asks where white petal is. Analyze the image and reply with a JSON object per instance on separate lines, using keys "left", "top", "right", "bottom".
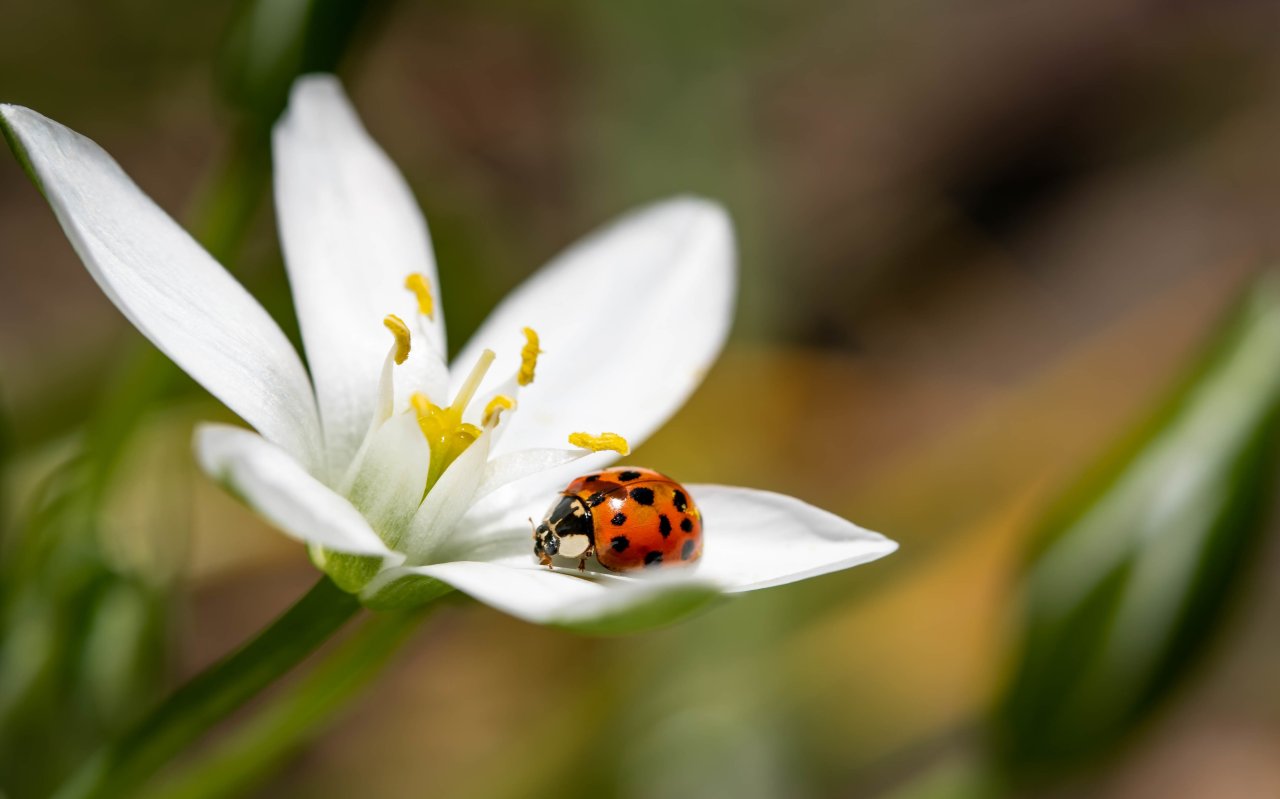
{"left": 273, "top": 74, "right": 448, "bottom": 471}
{"left": 451, "top": 197, "right": 735, "bottom": 458}
{"left": 435, "top": 483, "right": 895, "bottom": 592}
{"left": 687, "top": 485, "right": 897, "bottom": 591}
{"left": 474, "top": 447, "right": 587, "bottom": 500}
{"left": 376, "top": 561, "right": 718, "bottom": 633}
{"left": 341, "top": 411, "right": 430, "bottom": 549}
{"left": 1, "top": 105, "right": 323, "bottom": 467}
{"left": 370, "top": 344, "right": 398, "bottom": 428}
{"left": 428, "top": 477, "right": 558, "bottom": 565}
{"left": 194, "top": 423, "right": 396, "bottom": 558}
{"left": 394, "top": 335, "right": 449, "bottom": 413}
{"left": 364, "top": 339, "right": 448, "bottom": 426}
{"left": 422, "top": 446, "right": 586, "bottom": 563}
{"left": 399, "top": 431, "right": 493, "bottom": 562}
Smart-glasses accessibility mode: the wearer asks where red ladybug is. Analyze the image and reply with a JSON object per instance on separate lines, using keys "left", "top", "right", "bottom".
{"left": 533, "top": 467, "right": 703, "bottom": 572}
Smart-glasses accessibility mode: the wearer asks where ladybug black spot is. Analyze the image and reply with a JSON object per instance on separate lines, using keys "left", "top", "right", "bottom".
{"left": 611, "top": 512, "right": 627, "bottom": 526}
{"left": 629, "top": 487, "right": 655, "bottom": 505}
{"left": 587, "top": 492, "right": 608, "bottom": 507}
{"left": 644, "top": 551, "right": 663, "bottom": 566}
{"left": 658, "top": 514, "right": 672, "bottom": 537}
{"left": 681, "top": 539, "right": 696, "bottom": 560}
{"left": 618, "top": 470, "right": 643, "bottom": 481}
{"left": 680, "top": 517, "right": 693, "bottom": 533}
{"left": 610, "top": 535, "right": 630, "bottom": 552}
{"left": 583, "top": 474, "right": 601, "bottom": 483}
{"left": 672, "top": 490, "right": 689, "bottom": 513}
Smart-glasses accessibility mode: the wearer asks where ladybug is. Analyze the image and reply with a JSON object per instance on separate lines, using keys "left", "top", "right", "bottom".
{"left": 533, "top": 467, "right": 703, "bottom": 572}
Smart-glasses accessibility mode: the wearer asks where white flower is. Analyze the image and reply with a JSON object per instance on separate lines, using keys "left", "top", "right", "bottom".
{"left": 0, "top": 75, "right": 896, "bottom": 632}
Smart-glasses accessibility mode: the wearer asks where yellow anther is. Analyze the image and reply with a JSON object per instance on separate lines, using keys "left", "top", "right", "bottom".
{"left": 383, "top": 314, "right": 411, "bottom": 364}
{"left": 518, "top": 327, "right": 542, "bottom": 387}
{"left": 568, "top": 431, "right": 631, "bottom": 456}
{"left": 404, "top": 273, "right": 435, "bottom": 319}
{"left": 482, "top": 395, "right": 515, "bottom": 428}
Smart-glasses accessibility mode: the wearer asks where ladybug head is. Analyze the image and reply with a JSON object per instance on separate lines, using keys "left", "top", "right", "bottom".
{"left": 534, "top": 496, "right": 594, "bottom": 567}
{"left": 533, "top": 522, "right": 560, "bottom": 562}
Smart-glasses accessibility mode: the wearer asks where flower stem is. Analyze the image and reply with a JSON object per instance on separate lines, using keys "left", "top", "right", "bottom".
{"left": 138, "top": 604, "right": 428, "bottom": 799}
{"left": 54, "top": 577, "right": 361, "bottom": 799}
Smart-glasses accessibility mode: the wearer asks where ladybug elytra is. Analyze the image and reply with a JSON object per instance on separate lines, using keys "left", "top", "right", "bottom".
{"left": 533, "top": 467, "right": 703, "bottom": 572}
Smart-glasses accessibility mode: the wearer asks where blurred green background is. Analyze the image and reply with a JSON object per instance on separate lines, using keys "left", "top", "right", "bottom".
{"left": 4, "top": 1, "right": 1280, "bottom": 797}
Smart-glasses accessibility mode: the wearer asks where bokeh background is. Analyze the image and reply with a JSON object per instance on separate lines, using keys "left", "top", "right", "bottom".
{"left": 4, "top": 1, "right": 1280, "bottom": 797}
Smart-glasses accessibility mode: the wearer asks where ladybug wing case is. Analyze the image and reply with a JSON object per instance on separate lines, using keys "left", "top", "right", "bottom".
{"left": 590, "top": 479, "right": 703, "bottom": 571}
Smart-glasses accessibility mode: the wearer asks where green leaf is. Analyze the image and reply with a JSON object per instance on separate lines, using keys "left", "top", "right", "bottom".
{"left": 0, "top": 459, "right": 173, "bottom": 799}
{"left": 137, "top": 608, "right": 426, "bottom": 799}
{"left": 53, "top": 578, "right": 361, "bottom": 799}
{"left": 990, "top": 277, "right": 1280, "bottom": 782}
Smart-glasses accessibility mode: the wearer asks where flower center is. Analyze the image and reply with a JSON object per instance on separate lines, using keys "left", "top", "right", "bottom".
{"left": 411, "top": 349, "right": 501, "bottom": 492}
{"left": 380, "top": 282, "right": 628, "bottom": 501}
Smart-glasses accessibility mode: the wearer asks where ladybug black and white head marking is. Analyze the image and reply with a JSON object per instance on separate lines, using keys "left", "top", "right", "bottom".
{"left": 535, "top": 494, "right": 595, "bottom": 567}
{"left": 532, "top": 521, "right": 559, "bottom": 566}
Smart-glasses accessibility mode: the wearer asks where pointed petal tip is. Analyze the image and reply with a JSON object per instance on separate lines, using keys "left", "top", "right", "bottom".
{"left": 0, "top": 103, "right": 62, "bottom": 144}
{"left": 848, "top": 530, "right": 900, "bottom": 563}
{"left": 452, "top": 192, "right": 737, "bottom": 457}
{"left": 0, "top": 105, "right": 30, "bottom": 172}
{"left": 0, "top": 102, "right": 27, "bottom": 122}
{"left": 649, "top": 192, "right": 725, "bottom": 211}
{"left": 5, "top": 107, "right": 323, "bottom": 463}
{"left": 644, "top": 193, "right": 734, "bottom": 238}
{"left": 275, "top": 74, "right": 352, "bottom": 144}
{"left": 2, "top": 105, "right": 68, "bottom": 196}
{"left": 1, "top": 103, "right": 41, "bottom": 150}
{"left": 682, "top": 485, "right": 900, "bottom": 592}
{"left": 273, "top": 66, "right": 446, "bottom": 466}
{"left": 287, "top": 73, "right": 345, "bottom": 107}
{"left": 846, "top": 524, "right": 900, "bottom": 553}
{"left": 194, "top": 423, "right": 394, "bottom": 559}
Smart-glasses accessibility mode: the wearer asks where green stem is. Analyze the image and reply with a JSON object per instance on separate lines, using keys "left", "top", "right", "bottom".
{"left": 139, "top": 605, "right": 428, "bottom": 799}
{"left": 53, "top": 577, "right": 361, "bottom": 799}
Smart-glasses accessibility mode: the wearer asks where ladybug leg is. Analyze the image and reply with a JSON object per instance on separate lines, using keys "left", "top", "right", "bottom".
{"left": 539, "top": 552, "right": 554, "bottom": 569}
{"left": 578, "top": 544, "right": 595, "bottom": 572}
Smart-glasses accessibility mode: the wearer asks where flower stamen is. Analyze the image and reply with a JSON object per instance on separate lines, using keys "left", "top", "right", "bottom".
{"left": 454, "top": 349, "right": 495, "bottom": 411}
{"left": 412, "top": 349, "right": 497, "bottom": 492}
{"left": 518, "top": 327, "right": 541, "bottom": 387}
{"left": 483, "top": 395, "right": 515, "bottom": 428}
{"left": 404, "top": 273, "right": 435, "bottom": 319}
{"left": 383, "top": 314, "right": 411, "bottom": 364}
{"left": 568, "top": 431, "right": 630, "bottom": 455}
